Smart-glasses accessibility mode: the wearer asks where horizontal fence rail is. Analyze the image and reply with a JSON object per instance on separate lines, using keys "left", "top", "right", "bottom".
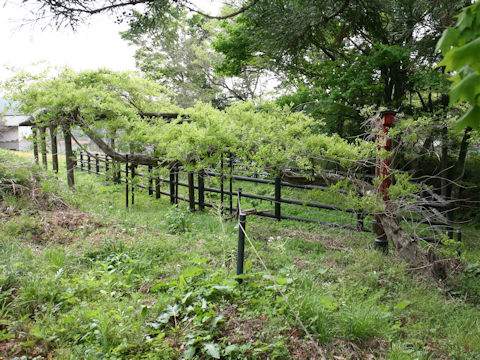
{"left": 74, "top": 151, "right": 461, "bottom": 243}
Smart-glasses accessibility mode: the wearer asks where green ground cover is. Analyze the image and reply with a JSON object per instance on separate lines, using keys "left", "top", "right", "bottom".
{"left": 1, "top": 149, "right": 480, "bottom": 359}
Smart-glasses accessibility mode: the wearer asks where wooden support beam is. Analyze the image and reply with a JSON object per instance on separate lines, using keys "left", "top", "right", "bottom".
{"left": 62, "top": 125, "right": 75, "bottom": 188}
{"left": 39, "top": 126, "right": 48, "bottom": 170}
{"left": 32, "top": 127, "right": 39, "bottom": 164}
{"left": 49, "top": 125, "right": 59, "bottom": 173}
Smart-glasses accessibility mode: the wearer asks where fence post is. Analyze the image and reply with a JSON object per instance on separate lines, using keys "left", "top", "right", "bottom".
{"left": 87, "top": 154, "right": 91, "bottom": 172}
{"left": 105, "top": 155, "right": 109, "bottom": 173}
{"left": 125, "top": 155, "right": 129, "bottom": 208}
{"left": 80, "top": 153, "right": 84, "bottom": 170}
{"left": 169, "top": 166, "right": 176, "bottom": 205}
{"left": 188, "top": 171, "right": 195, "bottom": 212}
{"left": 229, "top": 153, "right": 233, "bottom": 215}
{"left": 155, "top": 164, "right": 161, "bottom": 199}
{"left": 236, "top": 213, "right": 247, "bottom": 284}
{"left": 198, "top": 169, "right": 205, "bottom": 211}
{"left": 95, "top": 153, "right": 99, "bottom": 174}
{"left": 131, "top": 164, "right": 135, "bottom": 205}
{"left": 237, "top": 187, "right": 242, "bottom": 220}
{"left": 148, "top": 165, "right": 153, "bottom": 196}
{"left": 220, "top": 153, "right": 224, "bottom": 216}
{"left": 175, "top": 164, "right": 179, "bottom": 205}
{"left": 275, "top": 176, "right": 281, "bottom": 220}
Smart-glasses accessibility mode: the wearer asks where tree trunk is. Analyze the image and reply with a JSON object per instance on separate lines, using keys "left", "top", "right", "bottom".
{"left": 50, "top": 125, "right": 59, "bottom": 173}
{"left": 450, "top": 127, "right": 472, "bottom": 201}
{"left": 39, "top": 126, "right": 48, "bottom": 170}
{"left": 440, "top": 126, "right": 449, "bottom": 198}
{"left": 378, "top": 209, "right": 447, "bottom": 279}
{"left": 62, "top": 125, "right": 75, "bottom": 188}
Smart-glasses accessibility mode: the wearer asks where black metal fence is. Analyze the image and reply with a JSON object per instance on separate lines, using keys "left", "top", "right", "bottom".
{"left": 75, "top": 151, "right": 461, "bottom": 242}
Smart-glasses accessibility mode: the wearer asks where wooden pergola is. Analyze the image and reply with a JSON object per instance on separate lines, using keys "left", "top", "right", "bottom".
{"left": 19, "top": 112, "right": 183, "bottom": 189}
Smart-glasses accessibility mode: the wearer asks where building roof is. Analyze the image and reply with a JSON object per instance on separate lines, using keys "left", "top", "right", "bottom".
{"left": 1, "top": 115, "right": 33, "bottom": 126}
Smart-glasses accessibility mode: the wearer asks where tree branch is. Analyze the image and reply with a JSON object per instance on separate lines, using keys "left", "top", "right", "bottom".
{"left": 180, "top": 0, "right": 261, "bottom": 20}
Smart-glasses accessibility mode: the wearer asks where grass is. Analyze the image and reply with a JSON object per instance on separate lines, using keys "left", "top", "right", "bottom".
{"left": 1, "top": 149, "right": 480, "bottom": 359}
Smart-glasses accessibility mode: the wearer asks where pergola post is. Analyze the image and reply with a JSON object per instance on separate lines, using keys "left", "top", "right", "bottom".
{"left": 62, "top": 125, "right": 75, "bottom": 188}
{"left": 32, "top": 127, "right": 39, "bottom": 164}
{"left": 39, "top": 126, "right": 48, "bottom": 170}
{"left": 49, "top": 125, "right": 59, "bottom": 173}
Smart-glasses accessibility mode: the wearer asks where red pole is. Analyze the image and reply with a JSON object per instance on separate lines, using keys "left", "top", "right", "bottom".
{"left": 375, "top": 110, "right": 396, "bottom": 200}
{"left": 374, "top": 110, "right": 396, "bottom": 253}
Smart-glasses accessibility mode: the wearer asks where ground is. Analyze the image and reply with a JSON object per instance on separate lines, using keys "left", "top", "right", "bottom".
{"left": 1, "top": 149, "right": 480, "bottom": 359}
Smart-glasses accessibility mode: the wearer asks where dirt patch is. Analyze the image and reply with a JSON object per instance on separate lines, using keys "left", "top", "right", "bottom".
{"left": 1, "top": 206, "right": 103, "bottom": 246}
{"left": 319, "top": 337, "right": 389, "bottom": 360}
{"left": 0, "top": 335, "right": 49, "bottom": 360}
{"left": 282, "top": 326, "right": 324, "bottom": 359}
{"left": 31, "top": 209, "right": 103, "bottom": 245}
{"left": 221, "top": 307, "right": 268, "bottom": 345}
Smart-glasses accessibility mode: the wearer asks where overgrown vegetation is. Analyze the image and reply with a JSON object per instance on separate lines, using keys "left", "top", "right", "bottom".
{"left": 1, "top": 0, "right": 480, "bottom": 358}
{"left": 1, "top": 150, "right": 480, "bottom": 359}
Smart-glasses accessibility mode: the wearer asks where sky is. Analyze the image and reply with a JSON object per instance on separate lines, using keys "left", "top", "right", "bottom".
{"left": 0, "top": 0, "right": 221, "bottom": 82}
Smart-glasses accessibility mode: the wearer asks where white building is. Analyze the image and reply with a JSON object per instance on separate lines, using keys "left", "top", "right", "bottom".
{"left": 0, "top": 99, "right": 33, "bottom": 151}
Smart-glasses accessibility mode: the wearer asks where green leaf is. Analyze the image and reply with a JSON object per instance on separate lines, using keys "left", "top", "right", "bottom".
{"left": 210, "top": 315, "right": 225, "bottom": 328}
{"left": 450, "top": 73, "right": 480, "bottom": 105}
{"left": 449, "top": 38, "right": 480, "bottom": 73}
{"left": 203, "top": 343, "right": 221, "bottom": 359}
{"left": 182, "top": 266, "right": 203, "bottom": 278}
{"left": 167, "top": 304, "right": 180, "bottom": 317}
{"left": 457, "top": 6, "right": 475, "bottom": 31}
{"left": 395, "top": 300, "right": 412, "bottom": 310}
{"left": 224, "top": 344, "right": 239, "bottom": 355}
{"left": 212, "top": 285, "right": 235, "bottom": 293}
{"left": 184, "top": 346, "right": 196, "bottom": 359}
{"left": 141, "top": 305, "right": 148, "bottom": 320}
{"left": 318, "top": 267, "right": 329, "bottom": 274}
{"left": 456, "top": 105, "right": 480, "bottom": 130}
{"left": 436, "top": 28, "right": 460, "bottom": 53}
{"left": 157, "top": 312, "right": 171, "bottom": 324}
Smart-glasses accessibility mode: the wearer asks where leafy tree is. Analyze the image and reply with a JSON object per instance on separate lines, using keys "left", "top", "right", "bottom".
{"left": 437, "top": 1, "right": 480, "bottom": 130}
{"left": 213, "top": 0, "right": 466, "bottom": 135}
{"left": 121, "top": 12, "right": 267, "bottom": 108}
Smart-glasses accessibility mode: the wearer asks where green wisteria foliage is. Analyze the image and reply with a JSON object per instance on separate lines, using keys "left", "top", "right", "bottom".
{"left": 2, "top": 69, "right": 376, "bottom": 175}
